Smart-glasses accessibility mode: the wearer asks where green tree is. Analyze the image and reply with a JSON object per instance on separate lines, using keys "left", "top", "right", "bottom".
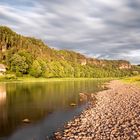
{"left": 30, "top": 60, "right": 42, "bottom": 78}
{"left": 18, "top": 50, "right": 33, "bottom": 70}
{"left": 10, "top": 54, "right": 28, "bottom": 76}
{"left": 37, "top": 58, "right": 47, "bottom": 76}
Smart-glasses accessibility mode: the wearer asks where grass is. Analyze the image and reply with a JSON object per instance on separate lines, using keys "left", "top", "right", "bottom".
{"left": 121, "top": 75, "right": 140, "bottom": 84}
{"left": 0, "top": 75, "right": 114, "bottom": 83}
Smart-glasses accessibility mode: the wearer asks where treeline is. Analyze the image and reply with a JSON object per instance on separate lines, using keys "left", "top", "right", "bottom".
{"left": 0, "top": 26, "right": 139, "bottom": 78}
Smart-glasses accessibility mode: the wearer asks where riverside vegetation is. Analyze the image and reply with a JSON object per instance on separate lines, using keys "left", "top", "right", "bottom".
{"left": 0, "top": 26, "right": 140, "bottom": 80}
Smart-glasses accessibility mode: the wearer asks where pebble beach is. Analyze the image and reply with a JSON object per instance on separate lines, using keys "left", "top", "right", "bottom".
{"left": 54, "top": 80, "right": 140, "bottom": 140}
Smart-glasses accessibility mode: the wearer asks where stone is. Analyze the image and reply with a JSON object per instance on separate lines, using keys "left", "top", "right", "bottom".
{"left": 22, "top": 118, "right": 30, "bottom": 123}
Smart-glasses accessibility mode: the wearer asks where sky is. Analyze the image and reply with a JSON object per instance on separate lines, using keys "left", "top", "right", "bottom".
{"left": 0, "top": 0, "right": 140, "bottom": 64}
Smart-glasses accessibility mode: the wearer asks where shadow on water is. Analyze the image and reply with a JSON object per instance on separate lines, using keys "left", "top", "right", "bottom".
{"left": 0, "top": 80, "right": 105, "bottom": 140}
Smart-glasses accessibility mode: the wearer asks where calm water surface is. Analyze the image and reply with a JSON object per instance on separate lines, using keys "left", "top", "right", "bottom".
{"left": 0, "top": 79, "right": 105, "bottom": 140}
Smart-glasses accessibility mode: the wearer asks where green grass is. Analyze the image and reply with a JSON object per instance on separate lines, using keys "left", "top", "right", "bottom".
{"left": 0, "top": 75, "right": 114, "bottom": 83}
{"left": 121, "top": 75, "right": 140, "bottom": 84}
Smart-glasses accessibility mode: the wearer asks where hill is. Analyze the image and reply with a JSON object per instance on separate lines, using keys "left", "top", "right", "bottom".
{"left": 0, "top": 26, "right": 138, "bottom": 78}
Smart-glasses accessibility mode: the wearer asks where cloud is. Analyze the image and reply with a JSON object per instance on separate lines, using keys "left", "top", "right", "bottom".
{"left": 0, "top": 0, "right": 140, "bottom": 64}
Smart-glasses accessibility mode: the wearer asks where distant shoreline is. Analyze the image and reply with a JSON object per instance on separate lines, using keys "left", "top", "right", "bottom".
{"left": 0, "top": 76, "right": 113, "bottom": 83}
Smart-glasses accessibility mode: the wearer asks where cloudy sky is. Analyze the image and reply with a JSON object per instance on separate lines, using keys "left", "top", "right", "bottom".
{"left": 0, "top": 0, "right": 140, "bottom": 64}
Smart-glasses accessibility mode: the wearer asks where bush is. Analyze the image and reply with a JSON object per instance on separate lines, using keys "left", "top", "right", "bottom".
{"left": 5, "top": 74, "right": 17, "bottom": 80}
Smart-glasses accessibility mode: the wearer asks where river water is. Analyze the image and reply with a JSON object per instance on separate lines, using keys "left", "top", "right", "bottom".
{"left": 0, "top": 79, "right": 105, "bottom": 140}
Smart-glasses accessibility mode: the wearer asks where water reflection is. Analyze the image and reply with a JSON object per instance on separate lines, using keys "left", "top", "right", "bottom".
{"left": 0, "top": 84, "right": 7, "bottom": 138}
{"left": 0, "top": 80, "right": 105, "bottom": 139}
{"left": 0, "top": 84, "right": 6, "bottom": 104}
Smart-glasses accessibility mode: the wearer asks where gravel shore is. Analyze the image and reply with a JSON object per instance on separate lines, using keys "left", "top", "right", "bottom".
{"left": 54, "top": 80, "right": 140, "bottom": 140}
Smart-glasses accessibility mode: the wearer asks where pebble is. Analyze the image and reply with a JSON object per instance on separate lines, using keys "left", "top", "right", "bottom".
{"left": 54, "top": 80, "right": 140, "bottom": 140}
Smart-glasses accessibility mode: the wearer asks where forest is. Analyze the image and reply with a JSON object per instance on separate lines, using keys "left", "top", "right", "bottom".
{"left": 0, "top": 26, "right": 139, "bottom": 78}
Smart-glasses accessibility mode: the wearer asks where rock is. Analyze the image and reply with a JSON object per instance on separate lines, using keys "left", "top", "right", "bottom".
{"left": 79, "top": 93, "right": 88, "bottom": 101}
{"left": 22, "top": 118, "right": 30, "bottom": 123}
{"left": 70, "top": 103, "right": 76, "bottom": 106}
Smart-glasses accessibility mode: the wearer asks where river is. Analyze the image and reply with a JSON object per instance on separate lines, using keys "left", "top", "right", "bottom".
{"left": 0, "top": 79, "right": 105, "bottom": 140}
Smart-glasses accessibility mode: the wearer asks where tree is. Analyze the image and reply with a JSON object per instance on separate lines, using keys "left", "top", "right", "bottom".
{"left": 18, "top": 50, "right": 33, "bottom": 70}
{"left": 37, "top": 58, "right": 47, "bottom": 76}
{"left": 74, "top": 66, "right": 81, "bottom": 78}
{"left": 30, "top": 60, "right": 42, "bottom": 78}
{"left": 10, "top": 54, "right": 28, "bottom": 76}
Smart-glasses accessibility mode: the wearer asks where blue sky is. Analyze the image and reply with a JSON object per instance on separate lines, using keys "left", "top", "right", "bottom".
{"left": 0, "top": 0, "right": 140, "bottom": 64}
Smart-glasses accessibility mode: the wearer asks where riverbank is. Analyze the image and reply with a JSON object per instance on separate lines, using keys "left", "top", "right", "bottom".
{"left": 0, "top": 75, "right": 114, "bottom": 83}
{"left": 54, "top": 80, "right": 140, "bottom": 140}
{"left": 122, "top": 75, "right": 140, "bottom": 84}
